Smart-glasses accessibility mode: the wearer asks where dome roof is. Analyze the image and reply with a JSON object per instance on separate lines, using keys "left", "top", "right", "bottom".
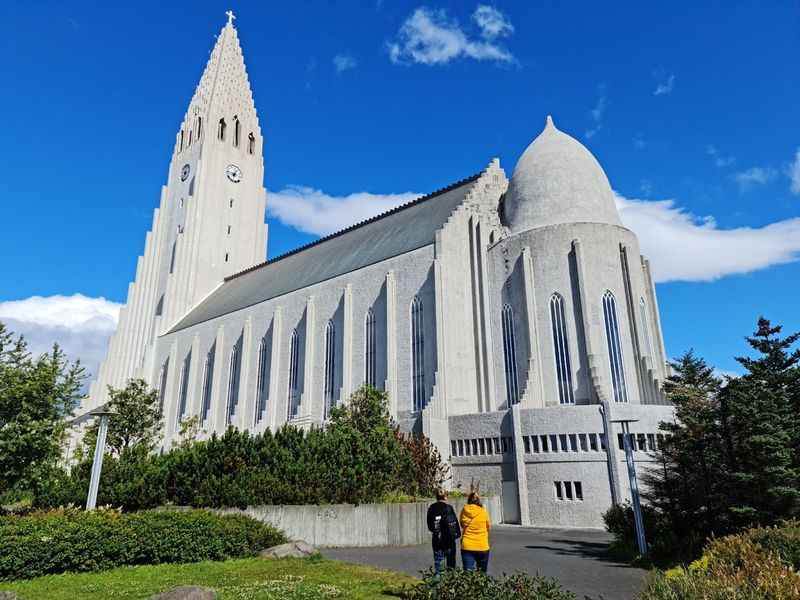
{"left": 504, "top": 116, "right": 622, "bottom": 234}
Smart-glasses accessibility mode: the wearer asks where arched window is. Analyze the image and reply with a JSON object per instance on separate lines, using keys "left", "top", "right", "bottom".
{"left": 233, "top": 116, "right": 240, "bottom": 147}
{"left": 323, "top": 320, "right": 336, "bottom": 419}
{"left": 603, "top": 291, "right": 629, "bottom": 403}
{"left": 501, "top": 304, "right": 519, "bottom": 406}
{"left": 287, "top": 329, "right": 300, "bottom": 419}
{"left": 411, "top": 296, "right": 425, "bottom": 411}
{"left": 157, "top": 357, "right": 169, "bottom": 416}
{"left": 364, "top": 308, "right": 376, "bottom": 387}
{"left": 218, "top": 118, "right": 226, "bottom": 141}
{"left": 248, "top": 132, "right": 255, "bottom": 154}
{"left": 549, "top": 293, "right": 575, "bottom": 404}
{"left": 200, "top": 343, "right": 215, "bottom": 424}
{"left": 254, "top": 335, "right": 270, "bottom": 425}
{"left": 225, "top": 335, "right": 242, "bottom": 425}
{"left": 639, "top": 297, "right": 654, "bottom": 358}
{"left": 176, "top": 350, "right": 192, "bottom": 427}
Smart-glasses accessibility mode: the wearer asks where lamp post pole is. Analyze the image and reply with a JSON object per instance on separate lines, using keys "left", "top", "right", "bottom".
{"left": 613, "top": 418, "right": 647, "bottom": 556}
{"left": 85, "top": 410, "right": 112, "bottom": 510}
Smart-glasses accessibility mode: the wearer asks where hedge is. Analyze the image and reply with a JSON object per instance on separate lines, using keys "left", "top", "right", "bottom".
{"left": 0, "top": 508, "right": 287, "bottom": 581}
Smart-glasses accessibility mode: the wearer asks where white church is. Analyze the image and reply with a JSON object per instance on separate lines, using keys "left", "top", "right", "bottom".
{"left": 76, "top": 15, "right": 675, "bottom": 528}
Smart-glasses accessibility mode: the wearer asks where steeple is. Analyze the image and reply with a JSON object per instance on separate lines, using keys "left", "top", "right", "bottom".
{"left": 174, "top": 13, "right": 260, "bottom": 157}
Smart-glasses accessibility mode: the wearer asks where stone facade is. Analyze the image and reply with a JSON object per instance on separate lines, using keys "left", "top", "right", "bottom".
{"left": 76, "top": 16, "right": 675, "bottom": 528}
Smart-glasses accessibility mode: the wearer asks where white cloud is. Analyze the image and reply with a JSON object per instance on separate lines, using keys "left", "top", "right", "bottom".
{"left": 732, "top": 166, "right": 778, "bottom": 191}
{"left": 653, "top": 72, "right": 675, "bottom": 96}
{"left": 0, "top": 294, "right": 121, "bottom": 383}
{"left": 789, "top": 149, "right": 800, "bottom": 195}
{"left": 616, "top": 193, "right": 800, "bottom": 282}
{"left": 388, "top": 6, "right": 515, "bottom": 66}
{"left": 267, "top": 186, "right": 420, "bottom": 236}
{"left": 472, "top": 5, "right": 514, "bottom": 39}
{"left": 585, "top": 85, "right": 607, "bottom": 139}
{"left": 706, "top": 144, "right": 735, "bottom": 168}
{"left": 333, "top": 53, "right": 357, "bottom": 73}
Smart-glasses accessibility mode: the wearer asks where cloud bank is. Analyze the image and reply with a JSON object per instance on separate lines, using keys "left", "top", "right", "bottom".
{"left": 0, "top": 294, "right": 121, "bottom": 382}
{"left": 388, "top": 5, "right": 515, "bottom": 66}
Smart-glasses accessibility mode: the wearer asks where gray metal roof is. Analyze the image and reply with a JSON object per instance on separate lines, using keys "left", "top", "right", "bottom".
{"left": 169, "top": 172, "right": 482, "bottom": 333}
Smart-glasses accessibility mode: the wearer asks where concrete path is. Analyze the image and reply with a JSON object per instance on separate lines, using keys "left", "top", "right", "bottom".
{"left": 323, "top": 525, "right": 646, "bottom": 600}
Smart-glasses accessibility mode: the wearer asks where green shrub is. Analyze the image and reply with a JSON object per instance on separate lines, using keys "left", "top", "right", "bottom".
{"left": 37, "top": 386, "right": 448, "bottom": 510}
{"left": 0, "top": 507, "right": 287, "bottom": 580}
{"left": 639, "top": 522, "right": 800, "bottom": 600}
{"left": 402, "top": 568, "right": 575, "bottom": 600}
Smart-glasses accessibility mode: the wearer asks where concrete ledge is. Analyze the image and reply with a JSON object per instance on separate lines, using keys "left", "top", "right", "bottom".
{"left": 218, "top": 496, "right": 502, "bottom": 548}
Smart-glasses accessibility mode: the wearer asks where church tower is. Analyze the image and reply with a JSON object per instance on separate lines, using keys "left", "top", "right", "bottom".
{"left": 84, "top": 13, "right": 267, "bottom": 411}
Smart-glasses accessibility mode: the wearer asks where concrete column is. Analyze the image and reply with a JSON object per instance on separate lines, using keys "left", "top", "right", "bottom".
{"left": 520, "top": 246, "right": 545, "bottom": 408}
{"left": 238, "top": 317, "right": 254, "bottom": 428}
{"left": 643, "top": 258, "right": 668, "bottom": 378}
{"left": 475, "top": 222, "right": 497, "bottom": 412}
{"left": 384, "top": 271, "right": 398, "bottom": 417}
{"left": 619, "top": 245, "right": 648, "bottom": 405}
{"left": 511, "top": 404, "right": 531, "bottom": 525}
{"left": 210, "top": 325, "right": 225, "bottom": 434}
{"left": 164, "top": 341, "right": 180, "bottom": 445}
{"left": 268, "top": 307, "right": 283, "bottom": 431}
{"left": 599, "top": 401, "right": 623, "bottom": 505}
{"left": 341, "top": 284, "right": 353, "bottom": 401}
{"left": 469, "top": 217, "right": 488, "bottom": 412}
{"left": 187, "top": 334, "right": 202, "bottom": 416}
{"left": 302, "top": 296, "right": 316, "bottom": 419}
{"left": 432, "top": 250, "right": 448, "bottom": 413}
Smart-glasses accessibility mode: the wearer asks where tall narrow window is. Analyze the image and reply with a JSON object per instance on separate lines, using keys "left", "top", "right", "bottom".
{"left": 169, "top": 240, "right": 177, "bottom": 274}
{"left": 639, "top": 297, "right": 654, "bottom": 358}
{"left": 188, "top": 129, "right": 193, "bottom": 147}
{"left": 200, "top": 343, "right": 215, "bottom": 423}
{"left": 179, "top": 130, "right": 184, "bottom": 152}
{"left": 501, "top": 304, "right": 520, "bottom": 406}
{"left": 287, "top": 329, "right": 300, "bottom": 420}
{"left": 176, "top": 350, "right": 191, "bottom": 426}
{"left": 197, "top": 116, "right": 202, "bottom": 139}
{"left": 233, "top": 116, "right": 240, "bottom": 147}
{"left": 323, "top": 320, "right": 336, "bottom": 420}
{"left": 248, "top": 133, "right": 255, "bottom": 154}
{"left": 157, "top": 358, "right": 169, "bottom": 416}
{"left": 364, "top": 308, "right": 376, "bottom": 387}
{"left": 225, "top": 335, "right": 243, "bottom": 425}
{"left": 218, "top": 118, "right": 226, "bottom": 141}
{"left": 603, "top": 291, "right": 629, "bottom": 403}
{"left": 550, "top": 293, "right": 575, "bottom": 404}
{"left": 411, "top": 296, "right": 425, "bottom": 411}
{"left": 254, "top": 335, "right": 269, "bottom": 425}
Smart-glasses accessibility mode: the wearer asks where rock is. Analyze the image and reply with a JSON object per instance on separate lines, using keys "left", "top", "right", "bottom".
{"left": 148, "top": 586, "right": 216, "bottom": 600}
{"left": 0, "top": 592, "right": 21, "bottom": 600}
{"left": 259, "top": 540, "right": 317, "bottom": 559}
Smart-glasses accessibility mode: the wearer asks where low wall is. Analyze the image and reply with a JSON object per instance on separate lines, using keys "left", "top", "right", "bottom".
{"left": 219, "top": 496, "right": 502, "bottom": 548}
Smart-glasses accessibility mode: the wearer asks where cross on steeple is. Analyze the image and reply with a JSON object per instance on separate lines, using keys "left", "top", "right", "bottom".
{"left": 226, "top": 10, "right": 236, "bottom": 25}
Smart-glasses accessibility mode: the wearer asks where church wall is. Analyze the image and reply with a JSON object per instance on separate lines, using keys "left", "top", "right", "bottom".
{"left": 489, "top": 222, "right": 665, "bottom": 409}
{"left": 153, "top": 244, "right": 439, "bottom": 446}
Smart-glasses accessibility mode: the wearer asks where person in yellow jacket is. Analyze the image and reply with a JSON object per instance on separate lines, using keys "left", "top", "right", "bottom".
{"left": 459, "top": 492, "right": 490, "bottom": 572}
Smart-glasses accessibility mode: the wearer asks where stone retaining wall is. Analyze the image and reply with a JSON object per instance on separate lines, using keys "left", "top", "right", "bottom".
{"left": 219, "top": 496, "right": 502, "bottom": 548}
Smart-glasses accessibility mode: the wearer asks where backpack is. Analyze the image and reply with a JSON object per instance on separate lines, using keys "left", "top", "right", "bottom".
{"left": 444, "top": 506, "right": 461, "bottom": 541}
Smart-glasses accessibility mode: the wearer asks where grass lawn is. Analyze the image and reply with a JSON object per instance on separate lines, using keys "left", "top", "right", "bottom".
{"left": 0, "top": 556, "right": 417, "bottom": 600}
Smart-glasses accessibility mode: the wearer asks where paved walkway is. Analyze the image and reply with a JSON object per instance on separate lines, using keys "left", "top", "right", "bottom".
{"left": 323, "top": 525, "right": 646, "bottom": 600}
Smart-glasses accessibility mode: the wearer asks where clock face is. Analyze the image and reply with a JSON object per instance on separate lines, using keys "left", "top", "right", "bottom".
{"left": 180, "top": 164, "right": 190, "bottom": 181}
{"left": 225, "top": 164, "right": 242, "bottom": 183}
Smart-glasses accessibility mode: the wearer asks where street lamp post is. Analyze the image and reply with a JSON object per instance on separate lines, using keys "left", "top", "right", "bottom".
{"left": 84, "top": 406, "right": 114, "bottom": 510}
{"left": 612, "top": 418, "right": 647, "bottom": 556}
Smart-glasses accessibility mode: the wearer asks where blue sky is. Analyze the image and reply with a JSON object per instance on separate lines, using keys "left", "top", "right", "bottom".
{"left": 1, "top": 0, "right": 799, "bottom": 381}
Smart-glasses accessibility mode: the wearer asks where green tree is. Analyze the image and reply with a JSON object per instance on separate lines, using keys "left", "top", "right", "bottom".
{"left": 722, "top": 318, "right": 800, "bottom": 526}
{"left": 0, "top": 322, "right": 84, "bottom": 493}
{"left": 84, "top": 378, "right": 163, "bottom": 457}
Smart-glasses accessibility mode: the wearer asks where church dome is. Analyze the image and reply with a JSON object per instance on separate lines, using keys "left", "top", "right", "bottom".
{"left": 504, "top": 116, "right": 622, "bottom": 234}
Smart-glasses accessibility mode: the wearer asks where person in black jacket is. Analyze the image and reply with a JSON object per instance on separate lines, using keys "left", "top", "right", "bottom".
{"left": 426, "top": 490, "right": 460, "bottom": 575}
